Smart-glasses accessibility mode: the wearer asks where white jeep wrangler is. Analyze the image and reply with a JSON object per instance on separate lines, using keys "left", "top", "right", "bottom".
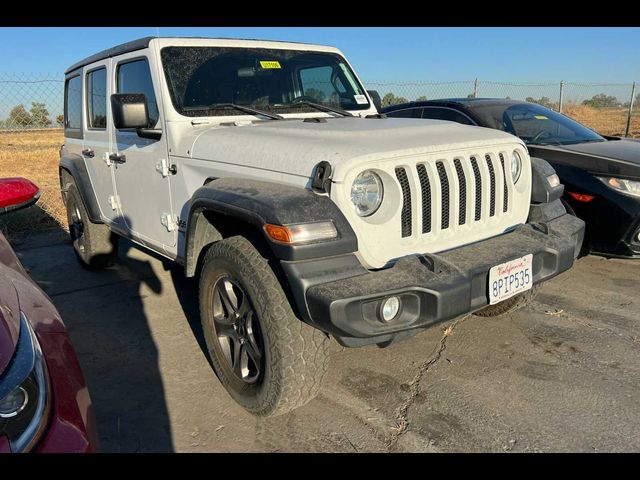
{"left": 59, "top": 37, "right": 584, "bottom": 416}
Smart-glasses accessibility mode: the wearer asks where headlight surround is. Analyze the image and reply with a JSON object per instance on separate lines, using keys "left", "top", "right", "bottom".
{"left": 0, "top": 312, "right": 49, "bottom": 452}
{"left": 351, "top": 170, "right": 384, "bottom": 217}
{"left": 596, "top": 176, "right": 640, "bottom": 198}
{"left": 511, "top": 151, "right": 522, "bottom": 184}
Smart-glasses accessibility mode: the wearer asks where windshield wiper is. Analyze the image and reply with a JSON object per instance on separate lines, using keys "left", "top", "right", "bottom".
{"left": 183, "top": 103, "right": 283, "bottom": 120}
{"left": 288, "top": 101, "right": 354, "bottom": 117}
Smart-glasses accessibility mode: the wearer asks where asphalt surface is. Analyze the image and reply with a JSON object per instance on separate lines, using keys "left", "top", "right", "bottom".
{"left": 13, "top": 231, "right": 640, "bottom": 452}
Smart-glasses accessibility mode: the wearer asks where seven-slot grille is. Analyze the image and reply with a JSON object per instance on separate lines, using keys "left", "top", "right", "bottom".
{"left": 396, "top": 153, "right": 512, "bottom": 238}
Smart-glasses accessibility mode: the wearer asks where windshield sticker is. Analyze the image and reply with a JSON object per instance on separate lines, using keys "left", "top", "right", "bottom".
{"left": 259, "top": 61, "right": 281, "bottom": 69}
{"left": 534, "top": 115, "right": 548, "bottom": 120}
{"left": 354, "top": 94, "right": 368, "bottom": 104}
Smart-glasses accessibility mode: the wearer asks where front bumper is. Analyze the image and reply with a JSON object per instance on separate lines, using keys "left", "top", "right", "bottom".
{"left": 282, "top": 212, "right": 584, "bottom": 347}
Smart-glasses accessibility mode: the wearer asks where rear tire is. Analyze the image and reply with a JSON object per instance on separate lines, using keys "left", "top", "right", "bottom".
{"left": 199, "top": 235, "right": 330, "bottom": 417}
{"left": 64, "top": 180, "right": 118, "bottom": 270}
{"left": 474, "top": 285, "right": 540, "bottom": 317}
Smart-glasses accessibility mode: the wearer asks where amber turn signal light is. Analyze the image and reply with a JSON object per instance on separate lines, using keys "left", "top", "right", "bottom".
{"left": 263, "top": 221, "right": 338, "bottom": 245}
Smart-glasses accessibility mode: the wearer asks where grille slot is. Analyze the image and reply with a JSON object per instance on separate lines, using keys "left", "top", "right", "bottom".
{"left": 436, "top": 161, "right": 450, "bottom": 230}
{"left": 395, "top": 167, "right": 412, "bottom": 238}
{"left": 416, "top": 164, "right": 432, "bottom": 233}
{"left": 453, "top": 159, "right": 466, "bottom": 225}
{"left": 470, "top": 156, "right": 482, "bottom": 221}
{"left": 499, "top": 153, "right": 509, "bottom": 213}
{"left": 485, "top": 154, "right": 496, "bottom": 217}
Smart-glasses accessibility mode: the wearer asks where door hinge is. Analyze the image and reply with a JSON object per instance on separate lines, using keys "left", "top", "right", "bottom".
{"left": 156, "top": 158, "right": 170, "bottom": 177}
{"left": 108, "top": 195, "right": 121, "bottom": 210}
{"left": 161, "top": 212, "right": 179, "bottom": 232}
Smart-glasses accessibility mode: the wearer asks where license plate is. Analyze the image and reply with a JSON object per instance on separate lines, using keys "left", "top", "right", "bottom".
{"left": 488, "top": 254, "right": 533, "bottom": 305}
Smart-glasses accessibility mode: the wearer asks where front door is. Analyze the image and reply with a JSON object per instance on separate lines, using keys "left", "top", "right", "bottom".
{"left": 110, "top": 53, "right": 175, "bottom": 251}
{"left": 81, "top": 62, "right": 117, "bottom": 221}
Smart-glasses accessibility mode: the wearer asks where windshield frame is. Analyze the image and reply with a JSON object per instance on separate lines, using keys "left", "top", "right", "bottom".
{"left": 465, "top": 102, "right": 606, "bottom": 146}
{"left": 159, "top": 45, "right": 372, "bottom": 119}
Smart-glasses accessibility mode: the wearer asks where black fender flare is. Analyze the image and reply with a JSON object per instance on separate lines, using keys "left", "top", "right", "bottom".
{"left": 59, "top": 153, "right": 103, "bottom": 224}
{"left": 184, "top": 178, "right": 358, "bottom": 277}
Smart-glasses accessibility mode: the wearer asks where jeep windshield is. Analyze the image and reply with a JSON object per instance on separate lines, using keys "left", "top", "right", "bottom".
{"left": 467, "top": 102, "right": 605, "bottom": 146}
{"left": 160, "top": 46, "right": 371, "bottom": 117}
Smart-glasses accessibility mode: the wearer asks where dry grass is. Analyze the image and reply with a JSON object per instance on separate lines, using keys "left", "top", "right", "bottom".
{"left": 0, "top": 109, "right": 638, "bottom": 237}
{"left": 0, "top": 129, "right": 66, "bottom": 238}
{"left": 564, "top": 104, "right": 640, "bottom": 137}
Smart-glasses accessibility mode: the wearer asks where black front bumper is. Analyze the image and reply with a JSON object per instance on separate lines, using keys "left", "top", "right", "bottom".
{"left": 281, "top": 212, "right": 584, "bottom": 347}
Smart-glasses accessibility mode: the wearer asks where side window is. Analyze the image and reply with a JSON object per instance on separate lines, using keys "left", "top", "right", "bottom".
{"left": 421, "top": 107, "right": 474, "bottom": 125}
{"left": 299, "top": 66, "right": 335, "bottom": 102}
{"left": 117, "top": 58, "right": 159, "bottom": 126}
{"left": 64, "top": 75, "right": 82, "bottom": 131}
{"left": 387, "top": 108, "right": 419, "bottom": 118}
{"left": 86, "top": 68, "right": 107, "bottom": 129}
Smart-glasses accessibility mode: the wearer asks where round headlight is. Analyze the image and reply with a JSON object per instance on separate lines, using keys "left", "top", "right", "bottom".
{"left": 351, "top": 170, "right": 383, "bottom": 217}
{"left": 0, "top": 386, "right": 29, "bottom": 418}
{"left": 511, "top": 151, "right": 522, "bottom": 183}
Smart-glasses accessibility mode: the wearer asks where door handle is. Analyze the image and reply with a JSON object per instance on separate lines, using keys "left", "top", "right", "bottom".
{"left": 109, "top": 153, "right": 126, "bottom": 164}
{"left": 82, "top": 149, "right": 95, "bottom": 158}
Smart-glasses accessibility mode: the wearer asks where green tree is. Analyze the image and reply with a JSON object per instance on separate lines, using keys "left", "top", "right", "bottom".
{"left": 381, "top": 92, "right": 408, "bottom": 107}
{"left": 415, "top": 96, "right": 428, "bottom": 102}
{"left": 582, "top": 93, "right": 620, "bottom": 108}
{"left": 56, "top": 114, "right": 64, "bottom": 127}
{"left": 30, "top": 102, "right": 51, "bottom": 127}
{"left": 8, "top": 104, "right": 32, "bottom": 127}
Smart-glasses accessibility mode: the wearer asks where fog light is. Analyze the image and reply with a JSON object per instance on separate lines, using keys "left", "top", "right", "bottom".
{"left": 0, "top": 386, "right": 28, "bottom": 418}
{"left": 635, "top": 230, "right": 640, "bottom": 243}
{"left": 381, "top": 296, "right": 401, "bottom": 322}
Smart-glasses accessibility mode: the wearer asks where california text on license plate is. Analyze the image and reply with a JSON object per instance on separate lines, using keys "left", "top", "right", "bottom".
{"left": 488, "top": 254, "right": 533, "bottom": 305}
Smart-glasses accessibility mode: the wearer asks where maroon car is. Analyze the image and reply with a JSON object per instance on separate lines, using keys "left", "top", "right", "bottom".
{"left": 0, "top": 177, "right": 98, "bottom": 453}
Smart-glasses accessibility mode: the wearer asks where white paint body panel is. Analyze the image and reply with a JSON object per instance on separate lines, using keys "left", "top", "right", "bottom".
{"left": 69, "top": 37, "right": 532, "bottom": 269}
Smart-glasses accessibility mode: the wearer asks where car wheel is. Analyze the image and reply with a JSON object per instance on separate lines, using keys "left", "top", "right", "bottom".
{"left": 64, "top": 180, "right": 118, "bottom": 270}
{"left": 473, "top": 285, "right": 540, "bottom": 318}
{"left": 199, "top": 235, "right": 330, "bottom": 417}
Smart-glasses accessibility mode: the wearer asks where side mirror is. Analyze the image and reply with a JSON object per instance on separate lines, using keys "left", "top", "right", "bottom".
{"left": 110, "top": 93, "right": 162, "bottom": 140}
{"left": 367, "top": 90, "right": 382, "bottom": 112}
{"left": 111, "top": 93, "right": 150, "bottom": 129}
{"left": 0, "top": 177, "right": 40, "bottom": 215}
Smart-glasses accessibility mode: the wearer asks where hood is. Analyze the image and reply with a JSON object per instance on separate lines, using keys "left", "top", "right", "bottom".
{"left": 188, "top": 117, "right": 524, "bottom": 181}
{"left": 0, "top": 268, "right": 20, "bottom": 375}
{"left": 530, "top": 139, "right": 640, "bottom": 178}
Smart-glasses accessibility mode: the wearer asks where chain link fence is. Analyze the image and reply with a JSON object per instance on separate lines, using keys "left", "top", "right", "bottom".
{"left": 0, "top": 73, "right": 638, "bottom": 137}
{"left": 367, "top": 79, "right": 639, "bottom": 137}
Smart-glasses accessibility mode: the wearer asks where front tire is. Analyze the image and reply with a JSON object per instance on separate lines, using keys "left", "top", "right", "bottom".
{"left": 199, "top": 235, "right": 330, "bottom": 417}
{"left": 64, "top": 180, "right": 118, "bottom": 270}
{"left": 474, "top": 285, "right": 540, "bottom": 317}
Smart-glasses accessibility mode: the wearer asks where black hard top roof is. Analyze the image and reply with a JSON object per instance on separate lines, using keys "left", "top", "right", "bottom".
{"left": 64, "top": 36, "right": 334, "bottom": 75}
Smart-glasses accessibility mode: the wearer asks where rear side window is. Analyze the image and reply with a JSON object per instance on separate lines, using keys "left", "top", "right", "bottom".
{"left": 65, "top": 75, "right": 82, "bottom": 131}
{"left": 117, "top": 58, "right": 159, "bottom": 126}
{"left": 420, "top": 107, "right": 474, "bottom": 125}
{"left": 86, "top": 68, "right": 107, "bottom": 129}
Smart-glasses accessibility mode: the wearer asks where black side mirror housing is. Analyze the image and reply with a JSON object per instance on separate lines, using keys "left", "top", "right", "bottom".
{"left": 111, "top": 93, "right": 150, "bottom": 129}
{"left": 367, "top": 90, "right": 382, "bottom": 112}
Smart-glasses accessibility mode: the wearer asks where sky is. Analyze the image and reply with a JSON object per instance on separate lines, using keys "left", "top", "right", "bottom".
{"left": 0, "top": 27, "right": 638, "bottom": 120}
{"left": 0, "top": 27, "right": 638, "bottom": 83}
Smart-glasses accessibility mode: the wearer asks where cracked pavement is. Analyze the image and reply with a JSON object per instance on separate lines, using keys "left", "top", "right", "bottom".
{"left": 13, "top": 231, "right": 640, "bottom": 452}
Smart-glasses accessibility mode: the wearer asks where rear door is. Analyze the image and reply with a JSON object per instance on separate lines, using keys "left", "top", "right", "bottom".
{"left": 110, "top": 53, "right": 175, "bottom": 252}
{"left": 82, "top": 61, "right": 117, "bottom": 221}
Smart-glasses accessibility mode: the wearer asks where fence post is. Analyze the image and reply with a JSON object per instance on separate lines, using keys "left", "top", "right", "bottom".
{"left": 559, "top": 80, "right": 564, "bottom": 113}
{"left": 473, "top": 78, "right": 479, "bottom": 98}
{"left": 625, "top": 81, "right": 636, "bottom": 138}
